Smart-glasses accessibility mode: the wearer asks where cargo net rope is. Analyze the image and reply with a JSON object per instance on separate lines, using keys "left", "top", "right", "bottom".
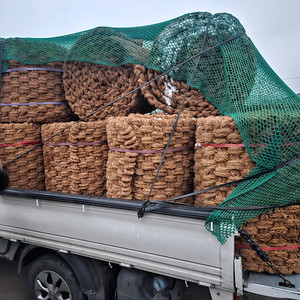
{"left": 1, "top": 12, "right": 299, "bottom": 244}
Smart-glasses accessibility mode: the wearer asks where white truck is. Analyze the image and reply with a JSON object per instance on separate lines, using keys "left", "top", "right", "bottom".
{"left": 0, "top": 173, "right": 299, "bottom": 300}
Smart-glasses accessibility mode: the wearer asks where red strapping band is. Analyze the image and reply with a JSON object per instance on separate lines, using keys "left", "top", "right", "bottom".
{"left": 44, "top": 141, "right": 107, "bottom": 147}
{"left": 195, "top": 142, "right": 245, "bottom": 148}
{"left": 0, "top": 140, "right": 41, "bottom": 147}
{"left": 109, "top": 146, "right": 192, "bottom": 154}
{"left": 235, "top": 243, "right": 300, "bottom": 251}
{"left": 196, "top": 142, "right": 299, "bottom": 148}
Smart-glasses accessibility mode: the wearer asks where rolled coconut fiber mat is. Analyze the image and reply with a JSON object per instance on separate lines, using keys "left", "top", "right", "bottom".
{"left": 106, "top": 114, "right": 195, "bottom": 202}
{"left": 236, "top": 205, "right": 300, "bottom": 274}
{"left": 42, "top": 121, "right": 108, "bottom": 196}
{"left": 194, "top": 116, "right": 255, "bottom": 206}
{"left": 63, "top": 62, "right": 151, "bottom": 121}
{"left": 42, "top": 122, "right": 74, "bottom": 193}
{"left": 1, "top": 60, "right": 72, "bottom": 123}
{"left": 139, "top": 68, "right": 221, "bottom": 118}
{"left": 69, "top": 121, "right": 108, "bottom": 196}
{"left": 193, "top": 115, "right": 299, "bottom": 274}
{"left": 0, "top": 123, "right": 44, "bottom": 189}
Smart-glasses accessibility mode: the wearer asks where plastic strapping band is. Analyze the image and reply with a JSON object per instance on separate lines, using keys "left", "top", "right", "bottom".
{"left": 235, "top": 244, "right": 300, "bottom": 251}
{"left": 0, "top": 140, "right": 41, "bottom": 147}
{"left": 0, "top": 101, "right": 68, "bottom": 107}
{"left": 195, "top": 142, "right": 245, "bottom": 148}
{"left": 110, "top": 146, "right": 191, "bottom": 154}
{"left": 44, "top": 141, "right": 107, "bottom": 147}
{"left": 4, "top": 67, "right": 63, "bottom": 73}
{"left": 195, "top": 142, "right": 299, "bottom": 148}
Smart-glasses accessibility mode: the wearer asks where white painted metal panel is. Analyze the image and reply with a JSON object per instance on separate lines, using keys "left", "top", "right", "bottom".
{"left": 0, "top": 194, "right": 235, "bottom": 291}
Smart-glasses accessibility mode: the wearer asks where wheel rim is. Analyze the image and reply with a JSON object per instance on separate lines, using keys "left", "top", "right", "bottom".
{"left": 34, "top": 270, "right": 72, "bottom": 300}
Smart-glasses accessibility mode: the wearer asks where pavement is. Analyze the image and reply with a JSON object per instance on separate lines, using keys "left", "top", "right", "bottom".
{"left": 0, "top": 258, "right": 30, "bottom": 300}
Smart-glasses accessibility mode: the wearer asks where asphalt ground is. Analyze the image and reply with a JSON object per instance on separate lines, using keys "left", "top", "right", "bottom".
{"left": 0, "top": 258, "right": 30, "bottom": 300}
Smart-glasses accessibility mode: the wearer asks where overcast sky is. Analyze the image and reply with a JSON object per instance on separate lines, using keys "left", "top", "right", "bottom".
{"left": 0, "top": 0, "right": 299, "bottom": 92}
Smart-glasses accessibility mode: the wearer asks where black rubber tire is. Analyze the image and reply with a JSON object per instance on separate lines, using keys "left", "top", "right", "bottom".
{"left": 28, "top": 254, "right": 86, "bottom": 300}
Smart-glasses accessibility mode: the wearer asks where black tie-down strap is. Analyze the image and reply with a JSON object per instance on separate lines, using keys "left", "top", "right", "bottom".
{"left": 144, "top": 15, "right": 214, "bottom": 205}
{"left": 137, "top": 155, "right": 300, "bottom": 218}
{"left": 239, "top": 230, "right": 295, "bottom": 288}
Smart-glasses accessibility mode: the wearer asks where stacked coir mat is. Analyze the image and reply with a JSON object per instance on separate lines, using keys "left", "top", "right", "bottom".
{"left": 0, "top": 55, "right": 72, "bottom": 190}
{"left": 194, "top": 116, "right": 255, "bottom": 206}
{"left": 1, "top": 60, "right": 72, "bottom": 123}
{"left": 63, "top": 62, "right": 151, "bottom": 120}
{"left": 106, "top": 114, "right": 195, "bottom": 201}
{"left": 194, "top": 115, "right": 299, "bottom": 274}
{"left": 42, "top": 121, "right": 108, "bottom": 196}
{"left": 235, "top": 205, "right": 300, "bottom": 274}
{"left": 63, "top": 27, "right": 152, "bottom": 121}
{"left": 0, "top": 123, "right": 44, "bottom": 189}
{"left": 41, "top": 122, "right": 73, "bottom": 193}
{"left": 140, "top": 70, "right": 221, "bottom": 118}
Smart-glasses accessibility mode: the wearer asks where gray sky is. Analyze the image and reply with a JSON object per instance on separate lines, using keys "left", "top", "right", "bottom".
{"left": 0, "top": 0, "right": 299, "bottom": 92}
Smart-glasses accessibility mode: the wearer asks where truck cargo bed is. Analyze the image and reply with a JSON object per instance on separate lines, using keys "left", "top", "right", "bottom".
{"left": 0, "top": 188, "right": 236, "bottom": 292}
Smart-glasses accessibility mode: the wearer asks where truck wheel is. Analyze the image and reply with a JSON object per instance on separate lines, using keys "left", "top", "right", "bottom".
{"left": 28, "top": 254, "right": 86, "bottom": 300}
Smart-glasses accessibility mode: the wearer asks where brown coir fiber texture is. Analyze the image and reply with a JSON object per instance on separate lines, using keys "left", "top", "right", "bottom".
{"left": 42, "top": 121, "right": 108, "bottom": 196}
{"left": 69, "top": 121, "right": 108, "bottom": 196}
{"left": 194, "top": 116, "right": 255, "bottom": 206}
{"left": 106, "top": 114, "right": 195, "bottom": 202}
{"left": 0, "top": 60, "right": 72, "bottom": 123}
{"left": 139, "top": 68, "right": 221, "bottom": 118}
{"left": 236, "top": 205, "right": 300, "bottom": 274}
{"left": 42, "top": 122, "right": 73, "bottom": 193}
{"left": 0, "top": 123, "right": 44, "bottom": 189}
{"left": 63, "top": 62, "right": 152, "bottom": 121}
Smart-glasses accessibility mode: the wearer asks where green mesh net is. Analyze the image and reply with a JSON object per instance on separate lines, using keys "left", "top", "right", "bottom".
{"left": 1, "top": 12, "right": 299, "bottom": 243}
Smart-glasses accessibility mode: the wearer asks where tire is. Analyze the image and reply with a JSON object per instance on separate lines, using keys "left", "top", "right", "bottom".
{"left": 28, "top": 254, "right": 86, "bottom": 300}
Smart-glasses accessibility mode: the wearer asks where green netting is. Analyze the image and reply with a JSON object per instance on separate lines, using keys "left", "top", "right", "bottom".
{"left": 1, "top": 12, "right": 299, "bottom": 243}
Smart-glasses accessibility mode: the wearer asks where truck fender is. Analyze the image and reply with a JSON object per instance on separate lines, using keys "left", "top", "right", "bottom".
{"left": 59, "top": 252, "right": 116, "bottom": 295}
{"left": 17, "top": 244, "right": 39, "bottom": 273}
{"left": 18, "top": 245, "right": 116, "bottom": 298}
